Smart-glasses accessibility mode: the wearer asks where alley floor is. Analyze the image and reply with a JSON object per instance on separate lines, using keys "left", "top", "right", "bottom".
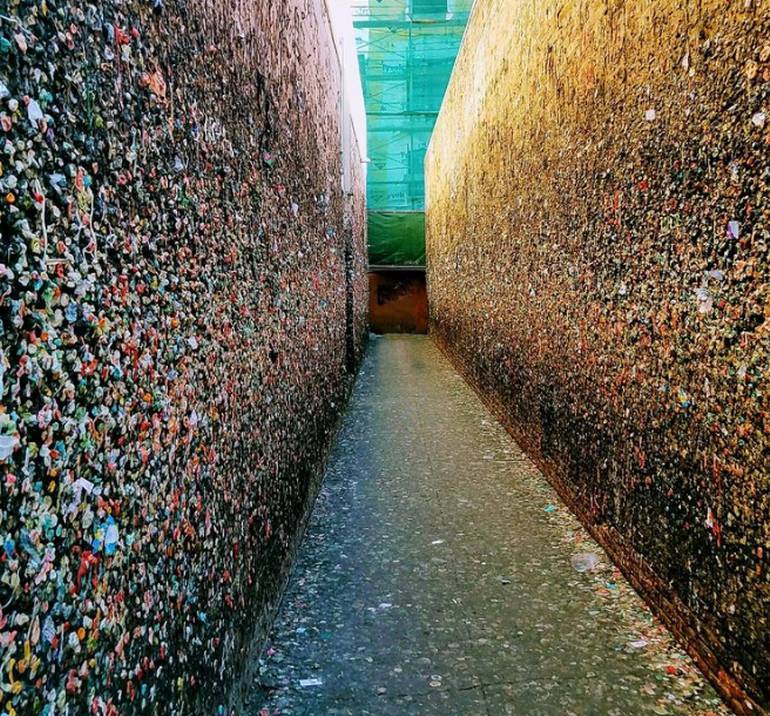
{"left": 249, "top": 336, "right": 728, "bottom": 716}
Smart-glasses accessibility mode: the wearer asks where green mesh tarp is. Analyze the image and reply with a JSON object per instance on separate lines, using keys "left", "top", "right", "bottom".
{"left": 351, "top": 0, "right": 471, "bottom": 266}
{"left": 368, "top": 211, "right": 426, "bottom": 266}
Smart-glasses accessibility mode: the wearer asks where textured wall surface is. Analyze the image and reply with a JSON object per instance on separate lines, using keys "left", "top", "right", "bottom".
{"left": 426, "top": 1, "right": 770, "bottom": 712}
{"left": 0, "top": 0, "right": 366, "bottom": 713}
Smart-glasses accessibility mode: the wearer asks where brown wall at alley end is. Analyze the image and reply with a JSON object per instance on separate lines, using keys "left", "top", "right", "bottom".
{"left": 369, "top": 271, "right": 429, "bottom": 334}
{"left": 426, "top": 1, "right": 770, "bottom": 712}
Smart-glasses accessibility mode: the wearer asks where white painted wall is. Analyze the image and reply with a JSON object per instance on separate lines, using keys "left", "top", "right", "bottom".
{"left": 321, "top": 0, "right": 368, "bottom": 192}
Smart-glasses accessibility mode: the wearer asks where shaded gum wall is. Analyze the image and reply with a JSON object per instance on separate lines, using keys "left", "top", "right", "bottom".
{"left": 0, "top": 0, "right": 367, "bottom": 713}
{"left": 426, "top": 1, "right": 770, "bottom": 712}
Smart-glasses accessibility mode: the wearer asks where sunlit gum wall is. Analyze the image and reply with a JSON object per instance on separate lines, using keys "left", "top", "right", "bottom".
{"left": 426, "top": 1, "right": 770, "bottom": 712}
{"left": 0, "top": 0, "right": 367, "bottom": 713}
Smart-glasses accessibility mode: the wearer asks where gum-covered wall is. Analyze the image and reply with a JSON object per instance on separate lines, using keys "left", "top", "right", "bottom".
{"left": 0, "top": 0, "right": 367, "bottom": 713}
{"left": 426, "top": 1, "right": 770, "bottom": 711}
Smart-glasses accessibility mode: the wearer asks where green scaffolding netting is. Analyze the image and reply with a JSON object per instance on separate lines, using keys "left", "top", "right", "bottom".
{"left": 368, "top": 211, "right": 426, "bottom": 266}
{"left": 351, "top": 0, "right": 471, "bottom": 266}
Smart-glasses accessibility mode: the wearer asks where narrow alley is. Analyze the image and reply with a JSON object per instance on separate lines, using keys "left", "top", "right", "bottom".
{"left": 248, "top": 337, "right": 727, "bottom": 716}
{"left": 1, "top": 0, "right": 769, "bottom": 714}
